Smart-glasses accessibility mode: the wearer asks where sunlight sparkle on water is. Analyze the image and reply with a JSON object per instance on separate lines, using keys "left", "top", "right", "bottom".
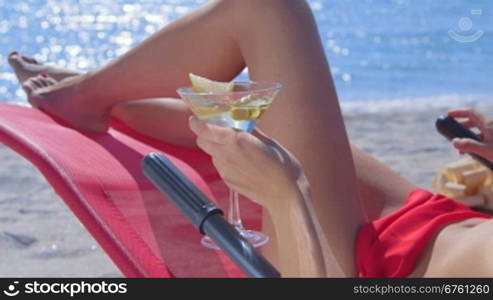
{"left": 0, "top": 0, "right": 208, "bottom": 103}
{"left": 0, "top": 0, "right": 490, "bottom": 109}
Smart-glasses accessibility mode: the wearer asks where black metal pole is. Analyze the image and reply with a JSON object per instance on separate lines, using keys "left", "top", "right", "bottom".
{"left": 142, "top": 153, "right": 280, "bottom": 278}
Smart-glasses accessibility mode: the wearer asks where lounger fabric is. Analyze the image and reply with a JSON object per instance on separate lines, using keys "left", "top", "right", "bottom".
{"left": 356, "top": 189, "right": 491, "bottom": 277}
{"left": 0, "top": 103, "right": 263, "bottom": 277}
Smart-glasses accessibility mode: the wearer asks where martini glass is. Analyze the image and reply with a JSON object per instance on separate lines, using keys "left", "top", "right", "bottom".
{"left": 177, "top": 81, "right": 282, "bottom": 249}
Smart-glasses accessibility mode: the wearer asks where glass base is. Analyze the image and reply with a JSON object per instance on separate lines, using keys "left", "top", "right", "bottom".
{"left": 201, "top": 229, "right": 270, "bottom": 250}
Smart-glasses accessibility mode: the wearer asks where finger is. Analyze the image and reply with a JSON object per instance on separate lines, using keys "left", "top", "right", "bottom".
{"left": 195, "top": 136, "right": 223, "bottom": 155}
{"left": 251, "top": 128, "right": 290, "bottom": 156}
{"left": 448, "top": 108, "right": 486, "bottom": 131}
{"left": 457, "top": 119, "right": 476, "bottom": 129}
{"left": 213, "top": 164, "right": 244, "bottom": 192}
{"left": 189, "top": 116, "right": 236, "bottom": 144}
{"left": 251, "top": 128, "right": 273, "bottom": 143}
{"left": 252, "top": 129, "right": 284, "bottom": 150}
{"left": 447, "top": 108, "right": 475, "bottom": 118}
{"left": 452, "top": 138, "right": 490, "bottom": 157}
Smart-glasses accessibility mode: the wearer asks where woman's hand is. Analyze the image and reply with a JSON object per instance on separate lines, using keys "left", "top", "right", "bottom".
{"left": 189, "top": 116, "right": 307, "bottom": 211}
{"left": 448, "top": 108, "right": 493, "bottom": 162}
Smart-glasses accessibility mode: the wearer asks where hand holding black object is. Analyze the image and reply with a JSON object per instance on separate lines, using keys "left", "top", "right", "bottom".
{"left": 436, "top": 109, "right": 493, "bottom": 170}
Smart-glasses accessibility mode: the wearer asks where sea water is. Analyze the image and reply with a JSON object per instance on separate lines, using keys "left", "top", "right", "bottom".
{"left": 0, "top": 0, "right": 491, "bottom": 113}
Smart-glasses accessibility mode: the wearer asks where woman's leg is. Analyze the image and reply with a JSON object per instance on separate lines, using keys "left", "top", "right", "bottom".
{"left": 219, "top": 0, "right": 363, "bottom": 276}
{"left": 8, "top": 55, "right": 197, "bottom": 147}
{"left": 24, "top": 0, "right": 245, "bottom": 132}
{"left": 351, "top": 145, "right": 417, "bottom": 220}
{"left": 114, "top": 99, "right": 417, "bottom": 220}
{"left": 108, "top": 98, "right": 419, "bottom": 223}
{"left": 220, "top": 0, "right": 417, "bottom": 275}
{"left": 111, "top": 98, "right": 195, "bottom": 148}
{"left": 8, "top": 53, "right": 82, "bottom": 82}
{"left": 191, "top": 0, "right": 415, "bottom": 274}
{"left": 13, "top": 0, "right": 418, "bottom": 275}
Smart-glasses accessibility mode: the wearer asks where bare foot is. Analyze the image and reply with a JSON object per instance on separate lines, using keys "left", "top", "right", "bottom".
{"left": 22, "top": 74, "right": 110, "bottom": 133}
{"left": 9, "top": 51, "right": 110, "bottom": 133}
{"left": 8, "top": 52, "right": 83, "bottom": 82}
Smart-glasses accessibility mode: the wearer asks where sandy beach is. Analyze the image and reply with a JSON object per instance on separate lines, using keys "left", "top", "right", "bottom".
{"left": 1, "top": 103, "right": 492, "bottom": 277}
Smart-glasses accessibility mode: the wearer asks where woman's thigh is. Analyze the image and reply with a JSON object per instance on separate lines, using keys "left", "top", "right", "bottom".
{"left": 351, "top": 145, "right": 417, "bottom": 220}
{"left": 111, "top": 98, "right": 196, "bottom": 148}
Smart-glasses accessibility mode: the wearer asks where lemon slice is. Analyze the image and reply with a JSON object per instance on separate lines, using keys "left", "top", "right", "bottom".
{"left": 189, "top": 73, "right": 234, "bottom": 93}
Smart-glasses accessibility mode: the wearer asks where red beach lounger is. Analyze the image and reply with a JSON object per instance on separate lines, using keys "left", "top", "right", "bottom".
{"left": 0, "top": 103, "right": 263, "bottom": 277}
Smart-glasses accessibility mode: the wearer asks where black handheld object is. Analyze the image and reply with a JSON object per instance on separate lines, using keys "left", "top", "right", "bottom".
{"left": 142, "top": 153, "right": 281, "bottom": 278}
{"left": 436, "top": 116, "right": 493, "bottom": 171}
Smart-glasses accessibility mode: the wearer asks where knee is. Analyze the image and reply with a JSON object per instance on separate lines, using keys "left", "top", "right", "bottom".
{"left": 111, "top": 102, "right": 136, "bottom": 122}
{"left": 231, "top": 0, "right": 308, "bottom": 9}
{"left": 227, "top": 0, "right": 310, "bottom": 19}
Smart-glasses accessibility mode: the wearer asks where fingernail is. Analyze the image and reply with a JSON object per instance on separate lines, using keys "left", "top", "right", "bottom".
{"left": 40, "top": 72, "right": 48, "bottom": 78}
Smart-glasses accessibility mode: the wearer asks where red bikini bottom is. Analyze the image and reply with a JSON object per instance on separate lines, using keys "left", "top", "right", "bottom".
{"left": 356, "top": 189, "right": 491, "bottom": 277}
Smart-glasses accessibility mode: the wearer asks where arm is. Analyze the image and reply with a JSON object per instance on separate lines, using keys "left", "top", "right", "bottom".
{"left": 189, "top": 117, "right": 325, "bottom": 277}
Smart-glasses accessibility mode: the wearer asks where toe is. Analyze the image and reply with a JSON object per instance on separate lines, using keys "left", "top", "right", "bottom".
{"left": 36, "top": 75, "right": 55, "bottom": 88}
{"left": 44, "top": 77, "right": 58, "bottom": 86}
{"left": 37, "top": 77, "right": 49, "bottom": 88}
{"left": 46, "top": 77, "right": 58, "bottom": 86}
{"left": 8, "top": 53, "right": 45, "bottom": 83}
{"left": 8, "top": 54, "right": 28, "bottom": 76}
{"left": 21, "top": 80, "right": 34, "bottom": 95}
{"left": 22, "top": 78, "right": 45, "bottom": 108}
{"left": 30, "top": 77, "right": 44, "bottom": 89}
{"left": 8, "top": 52, "right": 22, "bottom": 65}
{"left": 37, "top": 73, "right": 58, "bottom": 87}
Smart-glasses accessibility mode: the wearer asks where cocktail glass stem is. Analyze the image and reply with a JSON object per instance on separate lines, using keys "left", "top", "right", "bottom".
{"left": 177, "top": 81, "right": 281, "bottom": 250}
{"left": 228, "top": 190, "right": 245, "bottom": 231}
{"left": 227, "top": 188, "right": 269, "bottom": 246}
{"left": 224, "top": 127, "right": 269, "bottom": 246}
{"left": 200, "top": 188, "right": 269, "bottom": 249}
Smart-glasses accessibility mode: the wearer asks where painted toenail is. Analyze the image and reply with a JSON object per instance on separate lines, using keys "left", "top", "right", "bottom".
{"left": 9, "top": 51, "right": 18, "bottom": 57}
{"left": 40, "top": 72, "right": 48, "bottom": 78}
